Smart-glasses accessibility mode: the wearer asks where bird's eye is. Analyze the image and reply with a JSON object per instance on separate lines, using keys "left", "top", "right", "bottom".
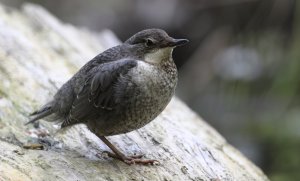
{"left": 145, "top": 39, "right": 154, "bottom": 47}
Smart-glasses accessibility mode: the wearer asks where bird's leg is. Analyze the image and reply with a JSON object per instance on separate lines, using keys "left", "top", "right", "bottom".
{"left": 99, "top": 136, "right": 159, "bottom": 165}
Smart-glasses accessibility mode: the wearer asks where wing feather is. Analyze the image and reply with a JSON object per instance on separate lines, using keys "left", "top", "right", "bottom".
{"left": 61, "top": 59, "right": 137, "bottom": 128}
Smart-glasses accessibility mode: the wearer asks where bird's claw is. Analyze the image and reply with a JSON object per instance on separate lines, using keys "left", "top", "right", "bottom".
{"left": 100, "top": 151, "right": 160, "bottom": 165}
{"left": 123, "top": 157, "right": 160, "bottom": 165}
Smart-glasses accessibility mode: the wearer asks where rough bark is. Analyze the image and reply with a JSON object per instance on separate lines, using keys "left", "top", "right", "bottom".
{"left": 0, "top": 3, "right": 269, "bottom": 181}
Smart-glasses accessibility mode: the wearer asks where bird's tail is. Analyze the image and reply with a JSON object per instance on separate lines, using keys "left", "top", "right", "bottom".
{"left": 25, "top": 103, "right": 54, "bottom": 125}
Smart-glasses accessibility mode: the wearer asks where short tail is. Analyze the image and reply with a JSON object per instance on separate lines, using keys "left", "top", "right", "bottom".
{"left": 25, "top": 104, "right": 54, "bottom": 125}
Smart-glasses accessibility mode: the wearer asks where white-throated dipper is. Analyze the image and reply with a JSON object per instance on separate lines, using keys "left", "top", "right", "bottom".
{"left": 26, "top": 28, "right": 189, "bottom": 165}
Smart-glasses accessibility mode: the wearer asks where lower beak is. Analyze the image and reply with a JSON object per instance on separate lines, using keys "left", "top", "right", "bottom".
{"left": 168, "top": 39, "right": 189, "bottom": 47}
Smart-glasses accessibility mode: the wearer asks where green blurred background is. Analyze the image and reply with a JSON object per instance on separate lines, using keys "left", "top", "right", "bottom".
{"left": 1, "top": 0, "right": 299, "bottom": 180}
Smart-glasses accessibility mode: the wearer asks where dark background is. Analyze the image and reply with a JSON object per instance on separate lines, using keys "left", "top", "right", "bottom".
{"left": 1, "top": 0, "right": 299, "bottom": 180}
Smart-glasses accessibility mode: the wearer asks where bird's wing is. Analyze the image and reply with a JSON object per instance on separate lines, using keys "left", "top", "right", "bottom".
{"left": 61, "top": 59, "right": 137, "bottom": 128}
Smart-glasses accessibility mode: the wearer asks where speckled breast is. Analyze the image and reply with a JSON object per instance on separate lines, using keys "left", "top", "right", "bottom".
{"left": 101, "top": 60, "right": 177, "bottom": 136}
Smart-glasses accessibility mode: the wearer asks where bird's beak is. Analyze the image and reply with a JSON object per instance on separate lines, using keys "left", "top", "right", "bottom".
{"left": 168, "top": 38, "right": 189, "bottom": 47}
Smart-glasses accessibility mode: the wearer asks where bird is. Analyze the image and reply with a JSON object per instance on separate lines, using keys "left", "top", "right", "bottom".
{"left": 26, "top": 28, "right": 189, "bottom": 165}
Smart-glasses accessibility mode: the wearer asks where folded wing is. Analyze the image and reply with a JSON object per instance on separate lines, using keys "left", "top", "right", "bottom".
{"left": 61, "top": 59, "right": 137, "bottom": 128}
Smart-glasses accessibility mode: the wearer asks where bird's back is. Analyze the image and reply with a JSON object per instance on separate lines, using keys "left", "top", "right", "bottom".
{"left": 37, "top": 45, "right": 130, "bottom": 123}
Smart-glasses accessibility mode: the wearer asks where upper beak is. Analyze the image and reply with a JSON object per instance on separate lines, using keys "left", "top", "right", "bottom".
{"left": 168, "top": 38, "right": 189, "bottom": 47}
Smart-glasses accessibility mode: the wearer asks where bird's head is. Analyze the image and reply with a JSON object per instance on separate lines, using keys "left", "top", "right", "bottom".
{"left": 125, "top": 29, "right": 189, "bottom": 64}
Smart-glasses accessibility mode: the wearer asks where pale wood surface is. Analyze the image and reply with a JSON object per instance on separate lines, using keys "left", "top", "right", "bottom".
{"left": 0, "top": 3, "right": 269, "bottom": 181}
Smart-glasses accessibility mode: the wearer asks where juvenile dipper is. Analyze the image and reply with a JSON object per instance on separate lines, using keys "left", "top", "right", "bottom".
{"left": 26, "top": 28, "right": 189, "bottom": 165}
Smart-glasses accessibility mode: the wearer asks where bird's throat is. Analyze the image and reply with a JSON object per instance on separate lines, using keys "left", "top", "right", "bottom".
{"left": 144, "top": 47, "right": 173, "bottom": 64}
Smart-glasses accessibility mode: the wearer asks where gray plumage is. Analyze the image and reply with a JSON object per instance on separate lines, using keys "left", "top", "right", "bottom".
{"left": 27, "top": 28, "right": 188, "bottom": 137}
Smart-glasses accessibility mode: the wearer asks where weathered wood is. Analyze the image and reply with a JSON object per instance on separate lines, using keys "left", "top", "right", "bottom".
{"left": 0, "top": 3, "right": 269, "bottom": 181}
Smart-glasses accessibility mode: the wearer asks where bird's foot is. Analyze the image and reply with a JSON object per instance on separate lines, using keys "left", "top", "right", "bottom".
{"left": 101, "top": 151, "right": 160, "bottom": 165}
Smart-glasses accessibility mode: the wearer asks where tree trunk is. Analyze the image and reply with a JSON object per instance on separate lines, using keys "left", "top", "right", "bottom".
{"left": 0, "top": 3, "right": 269, "bottom": 181}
